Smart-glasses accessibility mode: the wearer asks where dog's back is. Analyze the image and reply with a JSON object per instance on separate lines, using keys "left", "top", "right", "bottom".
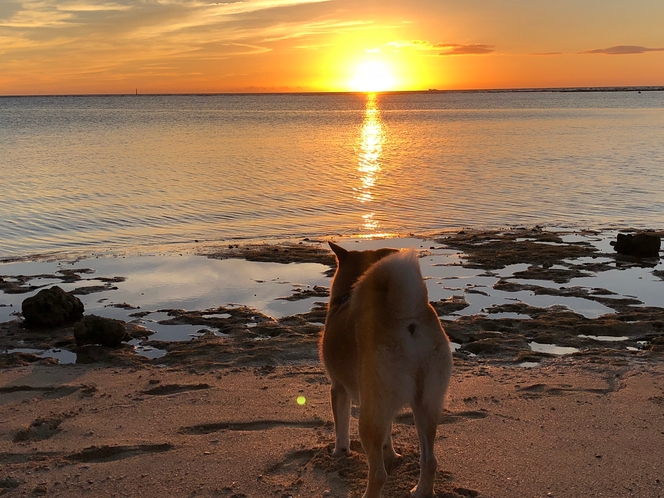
{"left": 321, "top": 243, "right": 452, "bottom": 498}
{"left": 349, "top": 250, "right": 451, "bottom": 411}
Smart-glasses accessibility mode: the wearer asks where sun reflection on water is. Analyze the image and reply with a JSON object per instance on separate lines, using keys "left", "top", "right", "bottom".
{"left": 355, "top": 93, "right": 385, "bottom": 232}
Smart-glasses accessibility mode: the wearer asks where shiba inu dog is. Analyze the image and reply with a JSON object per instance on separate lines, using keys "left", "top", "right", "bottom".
{"left": 320, "top": 242, "right": 453, "bottom": 498}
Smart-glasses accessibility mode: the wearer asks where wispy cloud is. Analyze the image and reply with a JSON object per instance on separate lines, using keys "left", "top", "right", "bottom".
{"left": 384, "top": 39, "right": 433, "bottom": 50}
{"left": 0, "top": 0, "right": 330, "bottom": 30}
{"left": 437, "top": 43, "right": 494, "bottom": 56}
{"left": 582, "top": 45, "right": 664, "bottom": 55}
{"left": 0, "top": 0, "right": 341, "bottom": 92}
{"left": 383, "top": 40, "right": 495, "bottom": 55}
{"left": 56, "top": 1, "right": 132, "bottom": 12}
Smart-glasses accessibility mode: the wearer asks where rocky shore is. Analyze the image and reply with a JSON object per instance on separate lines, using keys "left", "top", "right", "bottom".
{"left": 1, "top": 228, "right": 663, "bottom": 497}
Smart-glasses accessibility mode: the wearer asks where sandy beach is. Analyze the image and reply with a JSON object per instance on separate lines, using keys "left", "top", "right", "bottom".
{"left": 1, "top": 359, "right": 663, "bottom": 497}
{"left": 1, "top": 229, "right": 663, "bottom": 497}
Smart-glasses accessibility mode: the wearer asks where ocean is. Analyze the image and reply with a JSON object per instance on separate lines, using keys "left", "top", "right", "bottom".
{"left": 1, "top": 90, "right": 663, "bottom": 259}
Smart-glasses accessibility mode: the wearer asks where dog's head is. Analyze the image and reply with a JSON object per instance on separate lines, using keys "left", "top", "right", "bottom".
{"left": 328, "top": 242, "right": 399, "bottom": 302}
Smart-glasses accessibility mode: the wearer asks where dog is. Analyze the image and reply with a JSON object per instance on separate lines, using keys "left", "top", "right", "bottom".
{"left": 320, "top": 242, "right": 453, "bottom": 498}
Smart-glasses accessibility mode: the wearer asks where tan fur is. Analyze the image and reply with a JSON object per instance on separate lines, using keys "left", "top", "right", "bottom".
{"left": 320, "top": 242, "right": 453, "bottom": 498}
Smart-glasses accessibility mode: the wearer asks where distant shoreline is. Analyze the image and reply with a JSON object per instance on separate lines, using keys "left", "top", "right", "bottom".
{"left": 1, "top": 86, "right": 664, "bottom": 98}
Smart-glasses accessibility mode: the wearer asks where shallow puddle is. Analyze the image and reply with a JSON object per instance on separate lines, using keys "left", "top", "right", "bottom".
{"left": 1, "top": 231, "right": 662, "bottom": 344}
{"left": 4, "top": 347, "right": 77, "bottom": 364}
{"left": 518, "top": 361, "right": 541, "bottom": 368}
{"left": 578, "top": 334, "right": 629, "bottom": 342}
{"left": 529, "top": 341, "right": 580, "bottom": 355}
{"left": 0, "top": 255, "right": 331, "bottom": 326}
{"left": 128, "top": 340, "right": 167, "bottom": 359}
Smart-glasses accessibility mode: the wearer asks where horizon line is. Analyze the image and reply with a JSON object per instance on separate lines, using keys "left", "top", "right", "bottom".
{"left": 1, "top": 85, "right": 663, "bottom": 98}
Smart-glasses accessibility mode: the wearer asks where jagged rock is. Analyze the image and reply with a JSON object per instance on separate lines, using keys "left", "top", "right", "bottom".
{"left": 74, "top": 315, "right": 129, "bottom": 347}
{"left": 613, "top": 233, "right": 661, "bottom": 258}
{"left": 21, "top": 286, "right": 84, "bottom": 328}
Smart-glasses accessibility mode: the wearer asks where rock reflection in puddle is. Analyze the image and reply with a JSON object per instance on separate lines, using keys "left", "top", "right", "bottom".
{"left": 4, "top": 348, "right": 77, "bottom": 364}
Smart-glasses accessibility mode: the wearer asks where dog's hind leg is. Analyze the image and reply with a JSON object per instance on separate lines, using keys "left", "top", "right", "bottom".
{"left": 409, "top": 399, "right": 439, "bottom": 498}
{"left": 330, "top": 382, "right": 351, "bottom": 456}
{"left": 359, "top": 409, "right": 391, "bottom": 498}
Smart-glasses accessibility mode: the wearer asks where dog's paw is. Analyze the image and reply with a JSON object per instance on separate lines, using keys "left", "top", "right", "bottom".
{"left": 331, "top": 446, "right": 351, "bottom": 457}
{"left": 410, "top": 485, "right": 435, "bottom": 498}
{"left": 383, "top": 447, "right": 402, "bottom": 461}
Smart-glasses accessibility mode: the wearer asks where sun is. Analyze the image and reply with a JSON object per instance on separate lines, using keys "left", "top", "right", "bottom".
{"left": 348, "top": 60, "right": 397, "bottom": 92}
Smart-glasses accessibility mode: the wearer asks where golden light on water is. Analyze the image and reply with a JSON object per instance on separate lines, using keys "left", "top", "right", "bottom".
{"left": 354, "top": 93, "right": 385, "bottom": 232}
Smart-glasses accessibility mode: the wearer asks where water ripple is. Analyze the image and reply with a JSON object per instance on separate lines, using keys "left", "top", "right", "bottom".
{"left": 1, "top": 92, "right": 663, "bottom": 257}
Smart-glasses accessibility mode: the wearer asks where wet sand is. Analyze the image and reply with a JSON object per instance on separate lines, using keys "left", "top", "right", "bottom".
{"left": 1, "top": 359, "right": 663, "bottom": 497}
{"left": 1, "top": 228, "right": 663, "bottom": 497}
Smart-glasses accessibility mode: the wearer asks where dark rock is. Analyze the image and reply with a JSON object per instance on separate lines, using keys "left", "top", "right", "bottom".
{"left": 0, "top": 477, "right": 21, "bottom": 490}
{"left": 74, "top": 315, "right": 129, "bottom": 347}
{"left": 21, "top": 286, "right": 84, "bottom": 328}
{"left": 613, "top": 233, "right": 661, "bottom": 258}
{"left": 462, "top": 337, "right": 528, "bottom": 355}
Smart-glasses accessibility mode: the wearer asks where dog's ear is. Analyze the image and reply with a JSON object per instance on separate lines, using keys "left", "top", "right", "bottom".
{"left": 376, "top": 247, "right": 400, "bottom": 260}
{"left": 328, "top": 241, "right": 349, "bottom": 262}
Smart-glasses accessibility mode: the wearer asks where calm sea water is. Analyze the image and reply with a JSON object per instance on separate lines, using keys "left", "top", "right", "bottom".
{"left": 1, "top": 91, "right": 663, "bottom": 258}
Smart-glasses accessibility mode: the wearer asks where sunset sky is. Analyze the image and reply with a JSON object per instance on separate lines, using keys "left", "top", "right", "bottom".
{"left": 1, "top": 0, "right": 663, "bottom": 95}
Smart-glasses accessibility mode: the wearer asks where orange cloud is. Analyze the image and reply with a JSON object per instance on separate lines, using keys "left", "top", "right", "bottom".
{"left": 582, "top": 45, "right": 664, "bottom": 55}
{"left": 383, "top": 40, "right": 495, "bottom": 56}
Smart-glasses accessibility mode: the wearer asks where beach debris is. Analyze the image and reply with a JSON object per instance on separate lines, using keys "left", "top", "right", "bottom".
{"left": 612, "top": 232, "right": 661, "bottom": 258}
{"left": 21, "top": 286, "right": 84, "bottom": 328}
{"left": 74, "top": 314, "right": 129, "bottom": 347}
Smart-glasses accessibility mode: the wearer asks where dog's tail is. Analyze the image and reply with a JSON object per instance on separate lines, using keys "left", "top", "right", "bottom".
{"left": 351, "top": 249, "right": 429, "bottom": 320}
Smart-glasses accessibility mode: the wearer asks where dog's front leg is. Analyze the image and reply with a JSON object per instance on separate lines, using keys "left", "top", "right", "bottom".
{"left": 330, "top": 382, "right": 351, "bottom": 456}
